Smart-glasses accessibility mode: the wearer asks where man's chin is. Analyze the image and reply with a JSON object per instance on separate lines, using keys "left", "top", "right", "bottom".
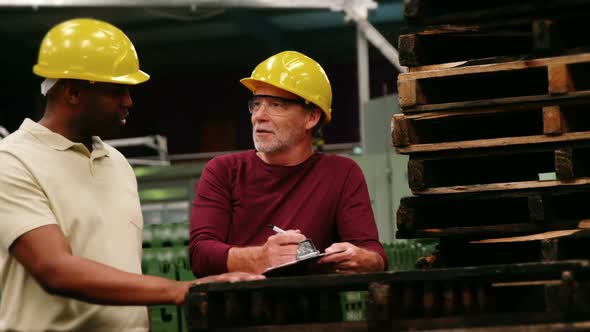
{"left": 254, "top": 143, "right": 284, "bottom": 153}
{"left": 96, "top": 127, "right": 122, "bottom": 139}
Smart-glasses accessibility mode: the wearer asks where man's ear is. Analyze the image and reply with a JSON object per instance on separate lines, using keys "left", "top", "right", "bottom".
{"left": 305, "top": 108, "right": 322, "bottom": 130}
{"left": 62, "top": 80, "right": 82, "bottom": 105}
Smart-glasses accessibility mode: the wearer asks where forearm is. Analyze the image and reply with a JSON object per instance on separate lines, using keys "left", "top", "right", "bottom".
{"left": 42, "top": 255, "right": 182, "bottom": 306}
{"left": 227, "top": 246, "right": 267, "bottom": 274}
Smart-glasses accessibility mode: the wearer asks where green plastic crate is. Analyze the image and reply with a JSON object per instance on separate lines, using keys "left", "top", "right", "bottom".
{"left": 150, "top": 305, "right": 180, "bottom": 332}
{"left": 340, "top": 291, "right": 368, "bottom": 321}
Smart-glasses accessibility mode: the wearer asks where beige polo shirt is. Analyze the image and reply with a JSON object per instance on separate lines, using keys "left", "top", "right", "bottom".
{"left": 0, "top": 119, "right": 148, "bottom": 332}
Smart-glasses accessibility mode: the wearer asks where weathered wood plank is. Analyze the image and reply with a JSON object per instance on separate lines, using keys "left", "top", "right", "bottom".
{"left": 391, "top": 113, "right": 413, "bottom": 147}
{"left": 406, "top": 145, "right": 590, "bottom": 194}
{"left": 398, "top": 34, "right": 424, "bottom": 68}
{"left": 399, "top": 20, "right": 534, "bottom": 68}
{"left": 399, "top": 53, "right": 590, "bottom": 113}
{"left": 548, "top": 64, "right": 574, "bottom": 95}
{"left": 188, "top": 321, "right": 367, "bottom": 332}
{"left": 543, "top": 106, "right": 568, "bottom": 135}
{"left": 397, "top": 186, "right": 590, "bottom": 238}
{"left": 402, "top": 90, "right": 590, "bottom": 113}
{"left": 412, "top": 177, "right": 590, "bottom": 195}
{"left": 555, "top": 147, "right": 576, "bottom": 179}
{"left": 395, "top": 132, "right": 590, "bottom": 155}
{"left": 401, "top": 53, "right": 590, "bottom": 81}
{"left": 399, "top": 12, "right": 590, "bottom": 68}
{"left": 398, "top": 78, "right": 420, "bottom": 108}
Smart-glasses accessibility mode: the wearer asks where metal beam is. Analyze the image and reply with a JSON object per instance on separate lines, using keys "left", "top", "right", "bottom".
{"left": 356, "top": 24, "right": 370, "bottom": 153}
{"left": 344, "top": 2, "right": 407, "bottom": 73}
{"left": 105, "top": 135, "right": 169, "bottom": 163}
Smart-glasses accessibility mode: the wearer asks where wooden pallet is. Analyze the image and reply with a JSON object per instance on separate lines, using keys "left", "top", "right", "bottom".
{"left": 400, "top": 14, "right": 590, "bottom": 68}
{"left": 397, "top": 186, "right": 590, "bottom": 238}
{"left": 407, "top": 144, "right": 590, "bottom": 194}
{"left": 392, "top": 103, "right": 590, "bottom": 155}
{"left": 403, "top": 0, "right": 590, "bottom": 25}
{"left": 428, "top": 237, "right": 590, "bottom": 268}
{"left": 372, "top": 263, "right": 590, "bottom": 330}
{"left": 185, "top": 260, "right": 590, "bottom": 331}
{"left": 398, "top": 53, "right": 590, "bottom": 112}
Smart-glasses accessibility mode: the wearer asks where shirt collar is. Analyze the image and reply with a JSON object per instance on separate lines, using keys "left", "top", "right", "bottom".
{"left": 20, "top": 118, "right": 110, "bottom": 157}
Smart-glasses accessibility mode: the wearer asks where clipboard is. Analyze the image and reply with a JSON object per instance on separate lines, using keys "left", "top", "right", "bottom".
{"left": 262, "top": 249, "right": 345, "bottom": 277}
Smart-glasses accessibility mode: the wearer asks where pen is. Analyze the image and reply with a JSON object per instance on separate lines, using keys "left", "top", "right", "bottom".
{"left": 268, "top": 224, "right": 287, "bottom": 234}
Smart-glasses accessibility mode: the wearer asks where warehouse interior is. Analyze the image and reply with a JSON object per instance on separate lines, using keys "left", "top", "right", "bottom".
{"left": 2, "top": 0, "right": 590, "bottom": 331}
{"left": 0, "top": 0, "right": 403, "bottom": 152}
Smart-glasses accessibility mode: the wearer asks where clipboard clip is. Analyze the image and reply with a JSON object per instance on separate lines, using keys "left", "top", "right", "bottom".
{"left": 296, "top": 239, "right": 321, "bottom": 260}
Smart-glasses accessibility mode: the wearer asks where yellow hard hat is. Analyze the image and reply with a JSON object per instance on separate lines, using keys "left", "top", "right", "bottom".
{"left": 240, "top": 51, "right": 332, "bottom": 123}
{"left": 33, "top": 18, "right": 149, "bottom": 85}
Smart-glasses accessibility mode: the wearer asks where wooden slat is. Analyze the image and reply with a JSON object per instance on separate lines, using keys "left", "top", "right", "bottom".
{"left": 411, "top": 177, "right": 590, "bottom": 195}
{"left": 410, "top": 60, "right": 469, "bottom": 72}
{"left": 404, "top": 144, "right": 590, "bottom": 194}
{"left": 398, "top": 53, "right": 590, "bottom": 113}
{"left": 391, "top": 113, "right": 413, "bottom": 146}
{"left": 471, "top": 230, "right": 583, "bottom": 243}
{"left": 399, "top": 14, "right": 585, "bottom": 68}
{"left": 548, "top": 64, "right": 573, "bottom": 95}
{"left": 392, "top": 102, "right": 590, "bottom": 155}
{"left": 408, "top": 159, "right": 427, "bottom": 191}
{"left": 397, "top": 224, "right": 556, "bottom": 239}
{"left": 399, "top": 21, "right": 534, "bottom": 68}
{"left": 555, "top": 147, "right": 576, "bottom": 178}
{"left": 398, "top": 34, "right": 423, "bottom": 68}
{"left": 188, "top": 321, "right": 367, "bottom": 332}
{"left": 412, "top": 321, "right": 590, "bottom": 332}
{"left": 543, "top": 106, "right": 567, "bottom": 135}
{"left": 398, "top": 78, "right": 419, "bottom": 108}
{"left": 395, "top": 131, "right": 590, "bottom": 154}
{"left": 400, "top": 53, "right": 590, "bottom": 81}
{"left": 187, "top": 319, "right": 590, "bottom": 332}
{"left": 396, "top": 186, "right": 590, "bottom": 238}
{"left": 367, "top": 282, "right": 391, "bottom": 331}
{"left": 403, "top": 90, "right": 590, "bottom": 113}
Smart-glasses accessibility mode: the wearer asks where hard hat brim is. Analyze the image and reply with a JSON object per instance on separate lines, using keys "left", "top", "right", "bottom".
{"left": 33, "top": 65, "right": 150, "bottom": 85}
{"left": 239, "top": 77, "right": 260, "bottom": 93}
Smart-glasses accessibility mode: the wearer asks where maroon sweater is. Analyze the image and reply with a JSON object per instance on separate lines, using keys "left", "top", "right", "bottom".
{"left": 189, "top": 150, "right": 387, "bottom": 276}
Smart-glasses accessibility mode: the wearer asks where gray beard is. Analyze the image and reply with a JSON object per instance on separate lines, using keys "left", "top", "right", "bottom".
{"left": 253, "top": 135, "right": 285, "bottom": 153}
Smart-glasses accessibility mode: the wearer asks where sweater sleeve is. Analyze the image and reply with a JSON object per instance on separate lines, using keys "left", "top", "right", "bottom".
{"left": 335, "top": 161, "right": 388, "bottom": 270}
{"left": 189, "top": 158, "right": 233, "bottom": 277}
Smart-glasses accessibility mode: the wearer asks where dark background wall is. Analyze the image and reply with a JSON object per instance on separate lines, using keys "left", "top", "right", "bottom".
{"left": 0, "top": 4, "right": 403, "bottom": 154}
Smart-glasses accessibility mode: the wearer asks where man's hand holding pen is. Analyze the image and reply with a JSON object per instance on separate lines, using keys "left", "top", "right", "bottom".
{"left": 262, "top": 224, "right": 306, "bottom": 270}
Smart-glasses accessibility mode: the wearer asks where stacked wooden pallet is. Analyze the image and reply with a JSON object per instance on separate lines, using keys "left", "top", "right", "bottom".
{"left": 185, "top": 260, "right": 590, "bottom": 331}
{"left": 395, "top": 0, "right": 590, "bottom": 253}
{"left": 391, "top": 0, "right": 590, "bottom": 329}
